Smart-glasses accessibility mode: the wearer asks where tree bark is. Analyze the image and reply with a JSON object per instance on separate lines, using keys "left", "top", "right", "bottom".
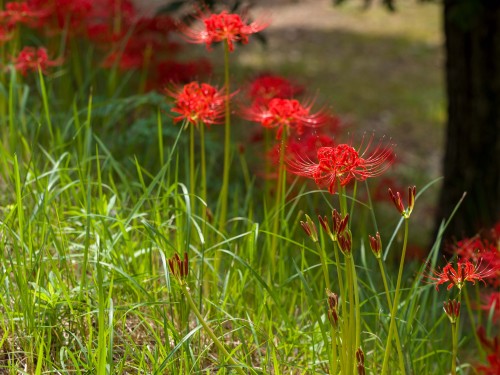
{"left": 437, "top": 0, "right": 500, "bottom": 240}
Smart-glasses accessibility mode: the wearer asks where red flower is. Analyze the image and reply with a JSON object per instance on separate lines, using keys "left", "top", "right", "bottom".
{"left": 182, "top": 10, "right": 268, "bottom": 52}
{"left": 13, "top": 46, "right": 62, "bottom": 75}
{"left": 166, "top": 81, "right": 226, "bottom": 127}
{"left": 288, "top": 135, "right": 395, "bottom": 194}
{"left": 247, "top": 73, "right": 304, "bottom": 105}
{"left": 481, "top": 292, "right": 500, "bottom": 322}
{"left": 425, "top": 258, "right": 496, "bottom": 291}
{"left": 243, "top": 98, "right": 330, "bottom": 139}
{"left": 0, "top": 2, "right": 48, "bottom": 28}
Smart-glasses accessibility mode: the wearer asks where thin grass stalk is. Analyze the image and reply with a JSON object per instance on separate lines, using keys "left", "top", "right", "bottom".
{"left": 381, "top": 218, "right": 410, "bottom": 375}
{"left": 218, "top": 40, "right": 232, "bottom": 233}
{"left": 377, "top": 258, "right": 406, "bottom": 375}
{"left": 37, "top": 67, "right": 55, "bottom": 143}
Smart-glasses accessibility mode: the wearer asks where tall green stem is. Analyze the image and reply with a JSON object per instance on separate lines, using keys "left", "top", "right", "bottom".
{"left": 377, "top": 259, "right": 406, "bottom": 375}
{"left": 218, "top": 41, "right": 232, "bottom": 232}
{"left": 180, "top": 283, "right": 248, "bottom": 375}
{"left": 270, "top": 129, "right": 288, "bottom": 274}
{"left": 200, "top": 122, "right": 207, "bottom": 225}
{"left": 190, "top": 123, "right": 196, "bottom": 215}
{"left": 381, "top": 218, "right": 409, "bottom": 375}
{"left": 314, "top": 242, "right": 330, "bottom": 289}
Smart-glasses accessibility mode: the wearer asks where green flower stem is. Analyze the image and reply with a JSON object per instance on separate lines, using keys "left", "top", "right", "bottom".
{"left": 218, "top": 40, "right": 232, "bottom": 233}
{"left": 180, "top": 282, "right": 248, "bottom": 375}
{"left": 200, "top": 122, "right": 207, "bottom": 226}
{"left": 330, "top": 329, "right": 339, "bottom": 375}
{"left": 332, "top": 240, "right": 348, "bottom": 372}
{"left": 345, "top": 254, "right": 355, "bottom": 375}
{"left": 351, "top": 256, "right": 361, "bottom": 354}
{"left": 377, "top": 259, "right": 406, "bottom": 375}
{"left": 190, "top": 123, "right": 196, "bottom": 215}
{"left": 450, "top": 292, "right": 462, "bottom": 375}
{"left": 332, "top": 241, "right": 346, "bottom": 315}
{"left": 451, "top": 321, "right": 457, "bottom": 375}
{"left": 381, "top": 218, "right": 409, "bottom": 375}
{"left": 314, "top": 242, "right": 330, "bottom": 289}
{"left": 270, "top": 128, "right": 288, "bottom": 274}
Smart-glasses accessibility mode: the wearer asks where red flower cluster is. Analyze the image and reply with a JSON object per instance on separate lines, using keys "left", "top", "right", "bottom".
{"left": 448, "top": 223, "right": 500, "bottom": 287}
{"left": 13, "top": 46, "right": 62, "bottom": 75}
{"left": 243, "top": 98, "right": 330, "bottom": 139}
{"left": 182, "top": 10, "right": 268, "bottom": 52}
{"left": 288, "top": 136, "right": 395, "bottom": 194}
{"left": 167, "top": 81, "right": 226, "bottom": 127}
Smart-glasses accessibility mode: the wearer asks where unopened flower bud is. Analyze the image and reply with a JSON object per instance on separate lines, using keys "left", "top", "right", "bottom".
{"left": 369, "top": 232, "right": 382, "bottom": 258}
{"left": 356, "top": 347, "right": 365, "bottom": 375}
{"left": 443, "top": 299, "right": 460, "bottom": 323}
{"left": 168, "top": 252, "right": 189, "bottom": 282}
{"left": 338, "top": 230, "right": 352, "bottom": 257}
{"left": 318, "top": 214, "right": 334, "bottom": 241}
{"left": 389, "top": 186, "right": 416, "bottom": 219}
{"left": 300, "top": 214, "right": 318, "bottom": 242}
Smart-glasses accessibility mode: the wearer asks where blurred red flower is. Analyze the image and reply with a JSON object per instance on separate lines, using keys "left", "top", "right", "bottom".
{"left": 182, "top": 10, "right": 268, "bottom": 52}
{"left": 13, "top": 46, "right": 62, "bottom": 75}
{"left": 247, "top": 74, "right": 304, "bottom": 105}
{"left": 243, "top": 98, "right": 330, "bottom": 139}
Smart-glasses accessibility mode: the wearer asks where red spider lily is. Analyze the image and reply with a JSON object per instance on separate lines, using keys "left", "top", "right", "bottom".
{"left": 243, "top": 98, "right": 330, "bottom": 139}
{"left": 0, "top": 24, "right": 14, "bottom": 44}
{"left": 449, "top": 234, "right": 500, "bottom": 287}
{"left": 182, "top": 10, "right": 268, "bottom": 52}
{"left": 247, "top": 73, "right": 304, "bottom": 105}
{"left": 166, "top": 81, "right": 226, "bottom": 127}
{"left": 0, "top": 2, "right": 49, "bottom": 28}
{"left": 288, "top": 135, "right": 395, "bottom": 194}
{"left": 425, "top": 258, "right": 496, "bottom": 291}
{"left": 13, "top": 47, "right": 62, "bottom": 75}
{"left": 481, "top": 292, "right": 500, "bottom": 322}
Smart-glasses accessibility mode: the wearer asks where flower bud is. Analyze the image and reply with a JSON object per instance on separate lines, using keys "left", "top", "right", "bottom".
{"left": 369, "top": 232, "right": 382, "bottom": 258}
{"left": 168, "top": 252, "right": 189, "bottom": 282}
{"left": 300, "top": 214, "right": 318, "bottom": 242}
{"left": 443, "top": 299, "right": 460, "bottom": 323}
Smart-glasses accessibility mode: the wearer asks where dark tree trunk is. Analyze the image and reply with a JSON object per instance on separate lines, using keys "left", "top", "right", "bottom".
{"left": 437, "top": 0, "right": 500, "bottom": 240}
